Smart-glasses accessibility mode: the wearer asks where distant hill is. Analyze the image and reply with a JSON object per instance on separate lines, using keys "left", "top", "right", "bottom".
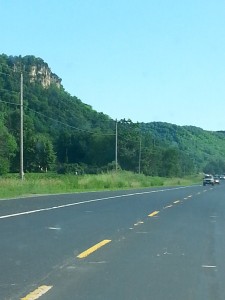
{"left": 0, "top": 54, "right": 225, "bottom": 176}
{"left": 141, "top": 122, "right": 225, "bottom": 173}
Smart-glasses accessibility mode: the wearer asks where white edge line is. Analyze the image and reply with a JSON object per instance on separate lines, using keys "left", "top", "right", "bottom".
{"left": 0, "top": 186, "right": 198, "bottom": 220}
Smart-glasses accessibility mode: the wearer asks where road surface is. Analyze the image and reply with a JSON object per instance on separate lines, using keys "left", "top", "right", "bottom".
{"left": 1, "top": 183, "right": 225, "bottom": 299}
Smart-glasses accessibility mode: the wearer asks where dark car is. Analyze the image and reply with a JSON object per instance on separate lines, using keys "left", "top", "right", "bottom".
{"left": 203, "top": 174, "right": 214, "bottom": 186}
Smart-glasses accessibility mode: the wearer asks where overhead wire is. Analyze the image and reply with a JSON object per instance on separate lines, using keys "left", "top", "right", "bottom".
{"left": 0, "top": 62, "right": 45, "bottom": 77}
{"left": 0, "top": 99, "right": 20, "bottom": 106}
{"left": 0, "top": 62, "right": 116, "bottom": 136}
{"left": 0, "top": 71, "right": 11, "bottom": 77}
{"left": 26, "top": 107, "right": 115, "bottom": 136}
{"left": 0, "top": 87, "right": 115, "bottom": 136}
{"left": 0, "top": 88, "right": 19, "bottom": 95}
{"left": 0, "top": 97, "right": 115, "bottom": 136}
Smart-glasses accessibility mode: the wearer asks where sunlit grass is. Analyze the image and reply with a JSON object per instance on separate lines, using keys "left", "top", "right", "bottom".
{"left": 0, "top": 171, "right": 202, "bottom": 200}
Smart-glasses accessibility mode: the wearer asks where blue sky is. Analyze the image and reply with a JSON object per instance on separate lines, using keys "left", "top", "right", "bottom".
{"left": 1, "top": 0, "right": 225, "bottom": 131}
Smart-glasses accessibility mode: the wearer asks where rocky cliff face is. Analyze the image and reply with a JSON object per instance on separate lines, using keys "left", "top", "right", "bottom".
{"left": 29, "top": 65, "right": 62, "bottom": 88}
{"left": 9, "top": 55, "right": 62, "bottom": 89}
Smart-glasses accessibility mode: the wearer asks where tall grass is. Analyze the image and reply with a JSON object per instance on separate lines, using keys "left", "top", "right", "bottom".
{"left": 0, "top": 171, "right": 202, "bottom": 200}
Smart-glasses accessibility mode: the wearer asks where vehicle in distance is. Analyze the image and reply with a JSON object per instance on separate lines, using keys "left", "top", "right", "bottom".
{"left": 220, "top": 174, "right": 225, "bottom": 180}
{"left": 203, "top": 174, "right": 214, "bottom": 186}
{"left": 214, "top": 175, "right": 220, "bottom": 184}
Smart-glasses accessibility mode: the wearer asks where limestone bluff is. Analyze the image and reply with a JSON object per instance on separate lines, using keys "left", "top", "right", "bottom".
{"left": 8, "top": 54, "right": 62, "bottom": 88}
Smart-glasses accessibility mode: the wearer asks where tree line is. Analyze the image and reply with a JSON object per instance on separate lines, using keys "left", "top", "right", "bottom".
{"left": 1, "top": 54, "right": 225, "bottom": 176}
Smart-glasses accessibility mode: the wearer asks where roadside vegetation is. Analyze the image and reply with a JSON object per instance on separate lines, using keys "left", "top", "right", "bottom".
{"left": 0, "top": 54, "right": 223, "bottom": 201}
{"left": 0, "top": 171, "right": 202, "bottom": 200}
{"left": 1, "top": 55, "right": 225, "bottom": 182}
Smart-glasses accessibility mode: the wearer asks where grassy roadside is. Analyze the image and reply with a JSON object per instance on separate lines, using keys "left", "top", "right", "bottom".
{"left": 0, "top": 171, "right": 202, "bottom": 200}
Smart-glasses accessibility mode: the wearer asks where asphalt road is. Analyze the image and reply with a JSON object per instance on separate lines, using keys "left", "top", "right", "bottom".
{"left": 1, "top": 182, "right": 225, "bottom": 300}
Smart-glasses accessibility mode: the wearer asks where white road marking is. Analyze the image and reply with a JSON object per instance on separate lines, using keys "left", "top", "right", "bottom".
{"left": 134, "top": 221, "right": 144, "bottom": 226}
{"left": 163, "top": 250, "right": 172, "bottom": 255}
{"left": 163, "top": 205, "right": 173, "bottom": 209}
{"left": 88, "top": 261, "right": 107, "bottom": 264}
{"left": 47, "top": 227, "right": 61, "bottom": 230}
{"left": 0, "top": 186, "right": 198, "bottom": 220}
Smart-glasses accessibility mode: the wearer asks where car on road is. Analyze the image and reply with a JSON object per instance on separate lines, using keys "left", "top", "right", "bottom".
{"left": 214, "top": 175, "right": 220, "bottom": 184}
{"left": 203, "top": 174, "right": 214, "bottom": 186}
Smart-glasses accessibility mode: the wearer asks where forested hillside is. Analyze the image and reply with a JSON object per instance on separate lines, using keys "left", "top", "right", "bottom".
{"left": 142, "top": 122, "right": 225, "bottom": 174}
{"left": 0, "top": 54, "right": 225, "bottom": 177}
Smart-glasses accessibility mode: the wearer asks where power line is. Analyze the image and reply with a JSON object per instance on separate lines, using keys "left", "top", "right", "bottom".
{"left": 0, "top": 88, "right": 20, "bottom": 95}
{"left": 0, "top": 62, "right": 35, "bottom": 76}
{"left": 0, "top": 71, "right": 11, "bottom": 77}
{"left": 0, "top": 98, "right": 115, "bottom": 136}
{"left": 0, "top": 100, "right": 20, "bottom": 106}
{"left": 0, "top": 63, "right": 115, "bottom": 136}
{"left": 0, "top": 65, "right": 21, "bottom": 76}
{"left": 27, "top": 107, "right": 115, "bottom": 136}
{"left": 117, "top": 134, "right": 141, "bottom": 144}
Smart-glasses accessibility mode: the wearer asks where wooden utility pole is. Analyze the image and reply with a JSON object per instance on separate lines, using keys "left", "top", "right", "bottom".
{"left": 115, "top": 119, "right": 118, "bottom": 171}
{"left": 20, "top": 72, "right": 24, "bottom": 180}
{"left": 138, "top": 136, "right": 142, "bottom": 174}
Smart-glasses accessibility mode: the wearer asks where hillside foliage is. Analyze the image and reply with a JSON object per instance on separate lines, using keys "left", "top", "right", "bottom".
{"left": 0, "top": 54, "right": 225, "bottom": 176}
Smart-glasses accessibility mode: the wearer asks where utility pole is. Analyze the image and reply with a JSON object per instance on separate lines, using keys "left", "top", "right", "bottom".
{"left": 138, "top": 136, "right": 142, "bottom": 174}
{"left": 115, "top": 119, "right": 118, "bottom": 171}
{"left": 20, "top": 72, "right": 24, "bottom": 180}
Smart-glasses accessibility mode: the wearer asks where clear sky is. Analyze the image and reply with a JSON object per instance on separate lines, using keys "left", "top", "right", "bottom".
{"left": 1, "top": 0, "right": 225, "bottom": 131}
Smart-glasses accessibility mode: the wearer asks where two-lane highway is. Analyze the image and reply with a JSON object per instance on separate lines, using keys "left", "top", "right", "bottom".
{"left": 1, "top": 183, "right": 225, "bottom": 299}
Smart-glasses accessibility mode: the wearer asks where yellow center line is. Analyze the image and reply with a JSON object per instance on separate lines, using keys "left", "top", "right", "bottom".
{"left": 148, "top": 211, "right": 160, "bottom": 217}
{"left": 21, "top": 285, "right": 52, "bottom": 300}
{"left": 173, "top": 200, "right": 180, "bottom": 204}
{"left": 77, "top": 239, "right": 111, "bottom": 259}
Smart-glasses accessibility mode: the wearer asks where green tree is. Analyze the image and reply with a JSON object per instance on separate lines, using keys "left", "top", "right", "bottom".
{"left": 0, "top": 122, "right": 17, "bottom": 174}
{"left": 160, "top": 148, "right": 181, "bottom": 177}
{"left": 203, "top": 159, "right": 225, "bottom": 175}
{"left": 117, "top": 119, "right": 140, "bottom": 172}
{"left": 26, "top": 134, "right": 56, "bottom": 172}
{"left": 86, "top": 134, "right": 115, "bottom": 166}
